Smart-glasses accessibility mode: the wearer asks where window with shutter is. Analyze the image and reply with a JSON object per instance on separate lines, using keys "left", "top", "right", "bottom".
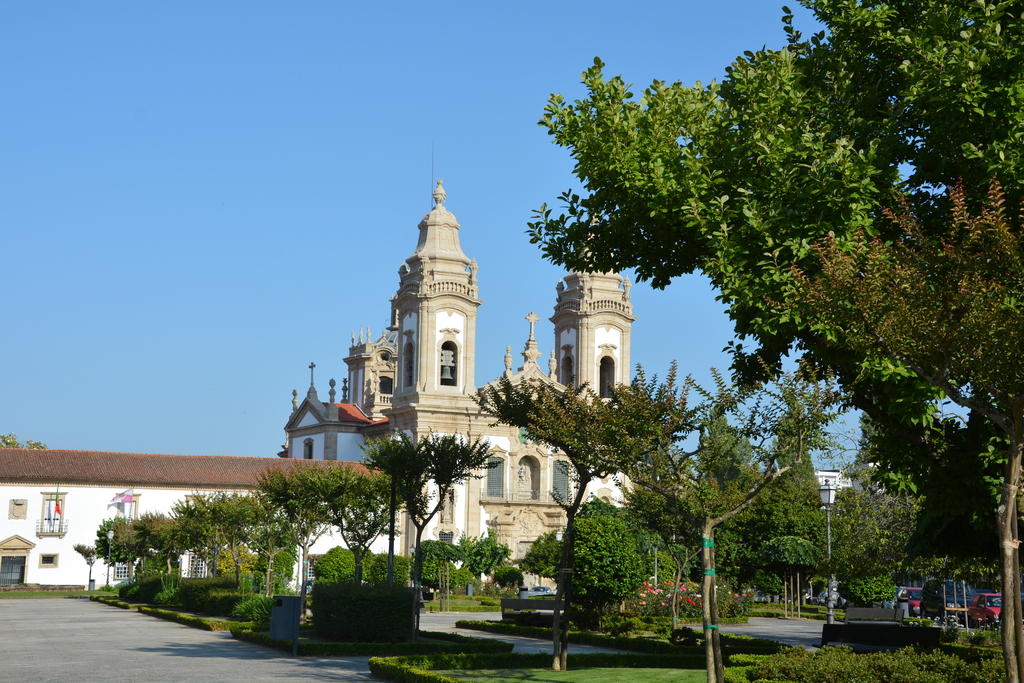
{"left": 553, "top": 461, "right": 570, "bottom": 501}
{"left": 486, "top": 457, "right": 504, "bottom": 499}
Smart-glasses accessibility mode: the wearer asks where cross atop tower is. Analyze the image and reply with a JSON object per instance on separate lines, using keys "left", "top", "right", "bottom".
{"left": 309, "top": 362, "right": 316, "bottom": 387}
{"left": 526, "top": 311, "right": 539, "bottom": 341}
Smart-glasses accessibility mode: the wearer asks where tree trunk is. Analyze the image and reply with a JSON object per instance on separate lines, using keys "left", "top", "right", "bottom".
{"left": 265, "top": 552, "right": 276, "bottom": 597}
{"left": 354, "top": 548, "right": 364, "bottom": 585}
{"left": 700, "top": 523, "right": 724, "bottom": 683}
{"left": 411, "top": 525, "right": 425, "bottom": 643}
{"left": 998, "top": 434, "right": 1024, "bottom": 683}
{"left": 299, "top": 543, "right": 311, "bottom": 622}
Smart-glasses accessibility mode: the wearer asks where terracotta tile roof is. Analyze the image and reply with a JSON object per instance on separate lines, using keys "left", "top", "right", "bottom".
{"left": 0, "top": 449, "right": 367, "bottom": 488}
{"left": 329, "top": 403, "right": 375, "bottom": 423}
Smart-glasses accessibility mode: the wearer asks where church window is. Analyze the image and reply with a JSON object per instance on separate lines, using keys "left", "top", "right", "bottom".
{"left": 439, "top": 531, "right": 454, "bottom": 543}
{"left": 303, "top": 439, "right": 314, "bottom": 460}
{"left": 553, "top": 461, "right": 570, "bottom": 502}
{"left": 560, "top": 355, "right": 574, "bottom": 385}
{"left": 379, "top": 376, "right": 393, "bottom": 395}
{"left": 486, "top": 457, "right": 504, "bottom": 499}
{"left": 440, "top": 341, "right": 458, "bottom": 386}
{"left": 599, "top": 357, "right": 616, "bottom": 398}
{"left": 404, "top": 342, "right": 415, "bottom": 389}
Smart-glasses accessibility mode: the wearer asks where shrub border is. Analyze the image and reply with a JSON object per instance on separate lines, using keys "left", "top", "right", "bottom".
{"left": 454, "top": 620, "right": 783, "bottom": 655}
{"left": 229, "top": 628, "right": 515, "bottom": 657}
{"left": 91, "top": 596, "right": 138, "bottom": 610}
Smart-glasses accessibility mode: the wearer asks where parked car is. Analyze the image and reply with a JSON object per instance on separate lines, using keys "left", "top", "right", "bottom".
{"left": 967, "top": 592, "right": 1002, "bottom": 627}
{"left": 528, "top": 586, "right": 553, "bottom": 595}
{"left": 921, "top": 580, "right": 978, "bottom": 622}
{"left": 895, "top": 586, "right": 923, "bottom": 616}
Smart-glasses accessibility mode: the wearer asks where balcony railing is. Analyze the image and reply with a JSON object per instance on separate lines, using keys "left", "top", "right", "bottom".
{"left": 481, "top": 490, "right": 571, "bottom": 504}
{"left": 37, "top": 519, "right": 69, "bottom": 536}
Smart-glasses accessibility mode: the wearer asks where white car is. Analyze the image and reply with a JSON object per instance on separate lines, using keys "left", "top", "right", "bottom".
{"left": 529, "top": 586, "right": 554, "bottom": 595}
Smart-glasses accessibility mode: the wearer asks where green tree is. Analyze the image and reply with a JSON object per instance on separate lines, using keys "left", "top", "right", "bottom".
{"left": 361, "top": 431, "right": 492, "bottom": 638}
{"left": 0, "top": 434, "right": 45, "bottom": 449}
{"left": 418, "top": 539, "right": 465, "bottom": 590}
{"left": 572, "top": 515, "right": 645, "bottom": 628}
{"left": 327, "top": 468, "right": 390, "bottom": 584}
{"left": 605, "top": 364, "right": 840, "bottom": 683}
{"left": 493, "top": 566, "right": 524, "bottom": 589}
{"left": 519, "top": 531, "right": 562, "bottom": 582}
{"left": 258, "top": 462, "right": 351, "bottom": 618}
{"left": 458, "top": 531, "right": 512, "bottom": 578}
{"left": 241, "top": 491, "right": 294, "bottom": 596}
{"left": 132, "top": 512, "right": 185, "bottom": 574}
{"left": 757, "top": 536, "right": 821, "bottom": 614}
{"left": 477, "top": 377, "right": 632, "bottom": 670}
{"left": 73, "top": 543, "right": 96, "bottom": 588}
{"left": 795, "top": 180, "right": 1024, "bottom": 674}
{"left": 314, "top": 546, "right": 357, "bottom": 583}
{"left": 96, "top": 518, "right": 134, "bottom": 582}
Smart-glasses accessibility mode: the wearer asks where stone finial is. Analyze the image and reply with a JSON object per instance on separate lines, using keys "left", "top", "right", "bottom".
{"left": 342, "top": 377, "right": 349, "bottom": 402}
{"left": 556, "top": 279, "right": 565, "bottom": 294}
{"left": 548, "top": 350, "right": 557, "bottom": 378}
{"left": 432, "top": 179, "right": 446, "bottom": 206}
{"left": 359, "top": 328, "right": 364, "bottom": 344}
{"left": 504, "top": 345, "right": 513, "bottom": 375}
{"left": 329, "top": 378, "right": 337, "bottom": 403}
{"left": 367, "top": 326, "right": 372, "bottom": 342}
{"left": 526, "top": 311, "right": 539, "bottom": 341}
{"left": 469, "top": 259, "right": 478, "bottom": 284}
{"left": 291, "top": 389, "right": 299, "bottom": 413}
{"left": 309, "top": 362, "right": 316, "bottom": 387}
{"left": 622, "top": 276, "right": 632, "bottom": 301}
{"left": 351, "top": 331, "right": 356, "bottom": 346}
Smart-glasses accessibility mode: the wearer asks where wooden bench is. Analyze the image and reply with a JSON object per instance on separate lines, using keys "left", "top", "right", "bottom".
{"left": 821, "top": 607, "right": 939, "bottom": 650}
{"left": 499, "top": 598, "right": 562, "bottom": 621}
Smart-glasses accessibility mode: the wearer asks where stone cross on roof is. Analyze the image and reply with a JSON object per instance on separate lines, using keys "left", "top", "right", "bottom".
{"left": 526, "top": 311, "right": 539, "bottom": 340}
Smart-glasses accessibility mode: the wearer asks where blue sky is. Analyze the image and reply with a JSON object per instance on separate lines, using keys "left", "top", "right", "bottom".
{"left": 1, "top": 1, "right": 827, "bottom": 457}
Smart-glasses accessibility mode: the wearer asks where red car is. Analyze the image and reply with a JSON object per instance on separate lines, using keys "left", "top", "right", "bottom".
{"left": 898, "top": 586, "right": 923, "bottom": 616}
{"left": 967, "top": 592, "right": 1002, "bottom": 627}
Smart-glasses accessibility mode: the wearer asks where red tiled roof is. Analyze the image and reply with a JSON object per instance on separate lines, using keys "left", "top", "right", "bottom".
{"left": 329, "top": 403, "right": 375, "bottom": 424}
{"left": 0, "top": 449, "right": 368, "bottom": 488}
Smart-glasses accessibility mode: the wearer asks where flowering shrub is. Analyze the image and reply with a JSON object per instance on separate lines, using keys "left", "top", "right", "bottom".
{"left": 624, "top": 580, "right": 753, "bottom": 619}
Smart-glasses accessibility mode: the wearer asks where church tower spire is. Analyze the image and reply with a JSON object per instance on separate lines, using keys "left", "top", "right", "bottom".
{"left": 389, "top": 181, "right": 482, "bottom": 433}
{"left": 550, "top": 272, "right": 635, "bottom": 396}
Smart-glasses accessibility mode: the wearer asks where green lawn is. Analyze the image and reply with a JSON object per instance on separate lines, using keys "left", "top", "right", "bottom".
{"left": 436, "top": 669, "right": 706, "bottom": 683}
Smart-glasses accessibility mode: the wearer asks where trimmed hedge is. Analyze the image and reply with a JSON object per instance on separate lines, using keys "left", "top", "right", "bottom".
{"left": 136, "top": 605, "right": 253, "bottom": 632}
{"left": 368, "top": 652, "right": 710, "bottom": 683}
{"left": 178, "top": 576, "right": 237, "bottom": 613}
{"left": 230, "top": 628, "right": 514, "bottom": 657}
{"left": 454, "top": 620, "right": 785, "bottom": 655}
{"left": 117, "top": 575, "right": 167, "bottom": 604}
{"left": 748, "top": 645, "right": 1005, "bottom": 683}
{"left": 91, "top": 596, "right": 137, "bottom": 610}
{"left": 311, "top": 582, "right": 414, "bottom": 643}
{"left": 202, "top": 590, "right": 249, "bottom": 617}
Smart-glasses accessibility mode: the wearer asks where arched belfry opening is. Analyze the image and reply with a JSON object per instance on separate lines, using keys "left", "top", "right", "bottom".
{"left": 440, "top": 341, "right": 458, "bottom": 386}
{"left": 560, "top": 354, "right": 574, "bottom": 386}
{"left": 599, "top": 356, "right": 615, "bottom": 398}
{"left": 404, "top": 341, "right": 415, "bottom": 390}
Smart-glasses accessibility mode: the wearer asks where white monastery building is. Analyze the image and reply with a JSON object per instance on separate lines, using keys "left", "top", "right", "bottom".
{"left": 0, "top": 181, "right": 631, "bottom": 587}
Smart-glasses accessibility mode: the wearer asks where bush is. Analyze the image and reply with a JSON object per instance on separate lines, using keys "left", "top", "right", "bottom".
{"left": 451, "top": 567, "right": 475, "bottom": 592}
{"left": 604, "top": 613, "right": 644, "bottom": 637}
{"left": 178, "top": 576, "right": 237, "bottom": 613}
{"left": 838, "top": 575, "right": 895, "bottom": 607}
{"left": 311, "top": 582, "right": 414, "bottom": 643}
{"left": 365, "top": 553, "right": 412, "bottom": 586}
{"left": 749, "top": 645, "right": 1005, "bottom": 683}
{"left": 493, "top": 566, "right": 523, "bottom": 589}
{"left": 203, "top": 590, "right": 248, "bottom": 617}
{"left": 231, "top": 594, "right": 274, "bottom": 624}
{"left": 118, "top": 575, "right": 165, "bottom": 604}
{"left": 314, "top": 547, "right": 356, "bottom": 583}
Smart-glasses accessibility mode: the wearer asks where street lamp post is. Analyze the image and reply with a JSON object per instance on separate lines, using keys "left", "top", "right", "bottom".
{"left": 105, "top": 529, "right": 114, "bottom": 586}
{"left": 819, "top": 479, "right": 837, "bottom": 625}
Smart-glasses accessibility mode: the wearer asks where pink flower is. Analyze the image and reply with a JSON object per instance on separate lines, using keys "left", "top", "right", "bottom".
{"left": 640, "top": 601, "right": 646, "bottom": 605}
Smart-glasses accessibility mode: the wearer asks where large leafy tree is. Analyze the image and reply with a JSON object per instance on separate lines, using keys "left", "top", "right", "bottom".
{"left": 795, "top": 180, "right": 1024, "bottom": 674}
{"left": 361, "top": 431, "right": 492, "bottom": 638}
{"left": 458, "top": 531, "right": 512, "bottom": 578}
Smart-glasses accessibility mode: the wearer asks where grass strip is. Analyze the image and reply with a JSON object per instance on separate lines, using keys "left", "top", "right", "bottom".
{"left": 91, "top": 596, "right": 138, "bottom": 610}
{"left": 229, "top": 628, "right": 514, "bottom": 657}
{"left": 368, "top": 652, "right": 710, "bottom": 683}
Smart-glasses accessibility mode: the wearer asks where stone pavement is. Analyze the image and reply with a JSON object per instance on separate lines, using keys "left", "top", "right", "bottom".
{"left": 1, "top": 599, "right": 822, "bottom": 683}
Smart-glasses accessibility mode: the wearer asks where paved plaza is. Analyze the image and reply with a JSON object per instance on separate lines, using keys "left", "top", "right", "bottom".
{"left": 1, "top": 599, "right": 823, "bottom": 683}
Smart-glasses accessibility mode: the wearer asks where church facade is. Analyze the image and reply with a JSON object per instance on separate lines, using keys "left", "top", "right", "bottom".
{"left": 280, "top": 180, "right": 635, "bottom": 559}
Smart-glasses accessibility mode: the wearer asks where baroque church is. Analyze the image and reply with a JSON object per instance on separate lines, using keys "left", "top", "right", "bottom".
{"left": 280, "top": 180, "right": 635, "bottom": 559}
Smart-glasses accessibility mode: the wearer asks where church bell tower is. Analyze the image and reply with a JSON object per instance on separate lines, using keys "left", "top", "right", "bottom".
{"left": 388, "top": 180, "right": 482, "bottom": 435}
{"left": 550, "top": 272, "right": 635, "bottom": 395}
